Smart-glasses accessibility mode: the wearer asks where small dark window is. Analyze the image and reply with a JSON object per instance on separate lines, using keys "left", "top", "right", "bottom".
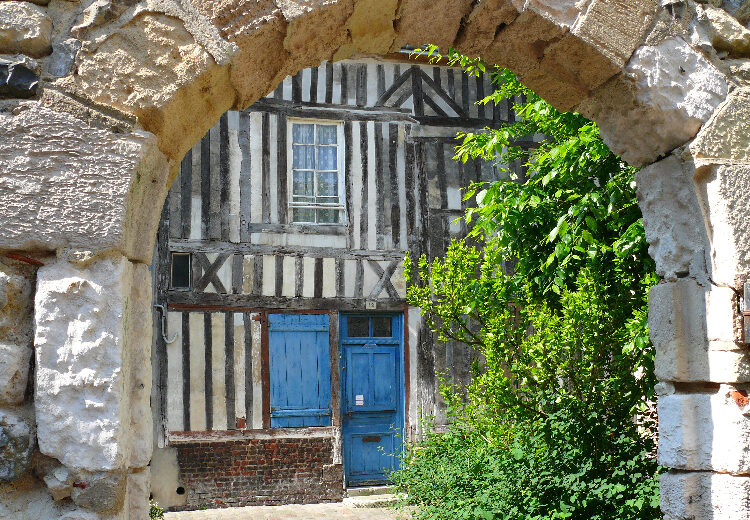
{"left": 347, "top": 316, "right": 369, "bottom": 337}
{"left": 373, "top": 317, "right": 392, "bottom": 337}
{"left": 171, "top": 253, "right": 191, "bottom": 289}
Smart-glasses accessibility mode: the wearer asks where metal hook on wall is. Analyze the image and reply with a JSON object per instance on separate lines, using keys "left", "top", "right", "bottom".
{"left": 154, "top": 304, "right": 178, "bottom": 344}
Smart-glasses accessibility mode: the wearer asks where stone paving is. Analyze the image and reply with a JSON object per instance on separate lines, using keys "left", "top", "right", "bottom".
{"left": 165, "top": 503, "right": 410, "bottom": 520}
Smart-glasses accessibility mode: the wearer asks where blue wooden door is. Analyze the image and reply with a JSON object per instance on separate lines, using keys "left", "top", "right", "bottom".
{"left": 269, "top": 314, "right": 332, "bottom": 427}
{"left": 341, "top": 314, "right": 404, "bottom": 486}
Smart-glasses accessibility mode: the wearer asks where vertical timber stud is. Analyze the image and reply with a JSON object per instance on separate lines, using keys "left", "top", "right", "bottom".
{"left": 744, "top": 283, "right": 750, "bottom": 343}
{"left": 329, "top": 310, "right": 341, "bottom": 429}
{"left": 243, "top": 312, "right": 253, "bottom": 428}
{"left": 224, "top": 312, "right": 235, "bottom": 430}
{"left": 260, "top": 312, "right": 271, "bottom": 429}
{"left": 204, "top": 312, "right": 213, "bottom": 430}
{"left": 156, "top": 204, "right": 170, "bottom": 445}
{"left": 403, "top": 303, "right": 411, "bottom": 438}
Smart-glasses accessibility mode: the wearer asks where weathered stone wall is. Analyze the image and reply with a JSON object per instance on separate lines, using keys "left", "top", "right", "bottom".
{"left": 1, "top": 0, "right": 750, "bottom": 518}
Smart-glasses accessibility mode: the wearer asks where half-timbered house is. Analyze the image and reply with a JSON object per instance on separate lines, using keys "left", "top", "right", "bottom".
{"left": 150, "top": 55, "right": 519, "bottom": 510}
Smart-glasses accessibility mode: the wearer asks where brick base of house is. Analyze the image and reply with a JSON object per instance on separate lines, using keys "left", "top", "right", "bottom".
{"left": 171, "top": 435, "right": 344, "bottom": 510}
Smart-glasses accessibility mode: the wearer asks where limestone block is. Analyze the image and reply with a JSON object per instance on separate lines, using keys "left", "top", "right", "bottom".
{"left": 659, "top": 388, "right": 750, "bottom": 473}
{"left": 572, "top": 0, "right": 658, "bottom": 68}
{"left": 0, "top": 260, "right": 34, "bottom": 406}
{"left": 661, "top": 471, "right": 750, "bottom": 520}
{"left": 43, "top": 465, "right": 74, "bottom": 501}
{"left": 525, "top": 0, "right": 592, "bottom": 28}
{"left": 126, "top": 261, "right": 154, "bottom": 470}
{"left": 473, "top": 0, "right": 628, "bottom": 104}
{"left": 390, "top": 0, "right": 474, "bottom": 53}
{"left": 45, "top": 38, "right": 82, "bottom": 79}
{"left": 0, "top": 474, "right": 83, "bottom": 519}
{"left": 280, "top": 0, "right": 353, "bottom": 75}
{"left": 692, "top": 163, "right": 750, "bottom": 286}
{"left": 60, "top": 509, "right": 110, "bottom": 520}
{"left": 0, "top": 342, "right": 32, "bottom": 405}
{"left": 636, "top": 155, "right": 709, "bottom": 281}
{"left": 579, "top": 38, "right": 728, "bottom": 166}
{"left": 333, "top": 0, "right": 398, "bottom": 60}
{"left": 691, "top": 88, "right": 750, "bottom": 164}
{"left": 650, "top": 280, "right": 749, "bottom": 382}
{"left": 64, "top": 12, "right": 237, "bottom": 163}
{"left": 126, "top": 468, "right": 151, "bottom": 520}
{"left": 0, "top": 1, "right": 52, "bottom": 58}
{"left": 482, "top": 10, "right": 589, "bottom": 112}
{"left": 696, "top": 5, "right": 750, "bottom": 57}
{"left": 625, "top": 38, "right": 728, "bottom": 156}
{"left": 35, "top": 256, "right": 153, "bottom": 473}
{"left": 0, "top": 105, "right": 170, "bottom": 264}
{"left": 71, "top": 470, "right": 127, "bottom": 514}
{"left": 190, "top": 0, "right": 290, "bottom": 110}
{"left": 538, "top": 31, "right": 621, "bottom": 97}
{"left": 0, "top": 409, "right": 32, "bottom": 482}
{"left": 71, "top": 0, "right": 236, "bottom": 67}
{"left": 454, "top": 0, "right": 520, "bottom": 56}
{"left": 645, "top": 1, "right": 695, "bottom": 46}
{"left": 626, "top": 37, "right": 727, "bottom": 143}
{"left": 0, "top": 260, "right": 34, "bottom": 346}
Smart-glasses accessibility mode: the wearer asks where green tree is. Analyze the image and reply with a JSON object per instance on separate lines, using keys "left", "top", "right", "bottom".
{"left": 391, "top": 49, "right": 661, "bottom": 520}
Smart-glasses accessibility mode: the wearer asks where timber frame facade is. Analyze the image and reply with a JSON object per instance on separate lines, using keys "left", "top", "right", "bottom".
{"left": 150, "top": 57, "right": 520, "bottom": 510}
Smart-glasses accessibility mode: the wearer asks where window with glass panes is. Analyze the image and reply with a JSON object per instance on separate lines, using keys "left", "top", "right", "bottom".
{"left": 289, "top": 121, "right": 345, "bottom": 224}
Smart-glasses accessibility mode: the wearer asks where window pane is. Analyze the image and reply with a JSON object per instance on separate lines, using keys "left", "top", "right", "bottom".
{"left": 292, "top": 208, "right": 315, "bottom": 223}
{"left": 348, "top": 317, "right": 369, "bottom": 337}
{"left": 316, "top": 171, "right": 338, "bottom": 196}
{"left": 373, "top": 317, "right": 392, "bottom": 337}
{"left": 171, "top": 253, "right": 191, "bottom": 289}
{"left": 293, "top": 170, "right": 314, "bottom": 196}
{"left": 317, "top": 146, "right": 337, "bottom": 170}
{"left": 293, "top": 123, "right": 314, "bottom": 144}
{"left": 293, "top": 145, "right": 315, "bottom": 169}
{"left": 317, "top": 209, "right": 339, "bottom": 224}
{"left": 317, "top": 125, "right": 337, "bottom": 145}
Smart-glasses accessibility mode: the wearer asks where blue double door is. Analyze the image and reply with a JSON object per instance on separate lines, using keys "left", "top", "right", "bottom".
{"left": 340, "top": 314, "right": 405, "bottom": 486}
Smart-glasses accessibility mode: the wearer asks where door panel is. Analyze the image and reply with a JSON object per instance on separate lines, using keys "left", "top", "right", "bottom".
{"left": 269, "top": 314, "right": 331, "bottom": 428}
{"left": 348, "top": 431, "right": 396, "bottom": 477}
{"left": 341, "top": 314, "right": 404, "bottom": 486}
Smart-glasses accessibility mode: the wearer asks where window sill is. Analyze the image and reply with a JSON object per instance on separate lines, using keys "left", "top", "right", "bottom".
{"left": 247, "top": 223, "right": 347, "bottom": 235}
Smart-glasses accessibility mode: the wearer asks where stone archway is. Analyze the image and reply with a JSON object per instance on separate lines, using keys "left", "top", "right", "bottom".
{"left": 1, "top": 1, "right": 749, "bottom": 518}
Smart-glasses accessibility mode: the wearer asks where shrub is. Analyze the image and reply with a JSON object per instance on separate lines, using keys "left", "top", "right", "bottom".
{"left": 150, "top": 500, "right": 164, "bottom": 519}
{"left": 392, "top": 49, "right": 661, "bottom": 520}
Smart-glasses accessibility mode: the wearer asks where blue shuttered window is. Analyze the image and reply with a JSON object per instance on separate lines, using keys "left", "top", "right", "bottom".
{"left": 268, "top": 314, "right": 332, "bottom": 427}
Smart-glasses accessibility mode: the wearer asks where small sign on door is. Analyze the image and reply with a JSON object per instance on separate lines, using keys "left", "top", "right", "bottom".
{"left": 355, "top": 394, "right": 364, "bottom": 406}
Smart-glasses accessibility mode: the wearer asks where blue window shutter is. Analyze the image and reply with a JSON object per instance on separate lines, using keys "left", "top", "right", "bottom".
{"left": 269, "top": 314, "right": 331, "bottom": 427}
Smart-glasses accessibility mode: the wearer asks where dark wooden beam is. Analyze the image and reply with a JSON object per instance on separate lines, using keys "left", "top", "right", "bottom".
{"left": 167, "top": 293, "right": 406, "bottom": 312}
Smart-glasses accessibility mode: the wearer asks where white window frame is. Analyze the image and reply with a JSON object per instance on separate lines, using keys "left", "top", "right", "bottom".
{"left": 287, "top": 118, "right": 347, "bottom": 225}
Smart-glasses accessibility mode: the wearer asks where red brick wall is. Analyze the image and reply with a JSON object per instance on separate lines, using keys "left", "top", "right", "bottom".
{"left": 172, "top": 436, "right": 344, "bottom": 510}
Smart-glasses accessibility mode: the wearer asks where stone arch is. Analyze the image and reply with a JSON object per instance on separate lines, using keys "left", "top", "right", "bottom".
{"left": 1, "top": 1, "right": 749, "bottom": 518}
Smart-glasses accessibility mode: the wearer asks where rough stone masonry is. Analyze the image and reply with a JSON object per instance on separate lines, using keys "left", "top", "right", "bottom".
{"left": 1, "top": 0, "right": 750, "bottom": 518}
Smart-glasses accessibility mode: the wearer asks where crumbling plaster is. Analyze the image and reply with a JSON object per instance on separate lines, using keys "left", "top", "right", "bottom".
{"left": 0, "top": 0, "right": 750, "bottom": 518}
